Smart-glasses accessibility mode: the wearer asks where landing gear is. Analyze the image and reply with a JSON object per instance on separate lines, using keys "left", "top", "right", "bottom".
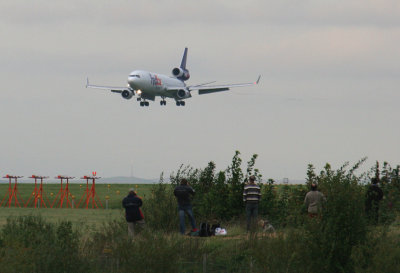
{"left": 176, "top": 101, "right": 185, "bottom": 106}
{"left": 137, "top": 96, "right": 149, "bottom": 106}
{"left": 160, "top": 100, "right": 166, "bottom": 106}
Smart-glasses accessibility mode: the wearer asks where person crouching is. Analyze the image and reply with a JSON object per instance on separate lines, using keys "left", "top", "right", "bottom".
{"left": 122, "top": 188, "right": 145, "bottom": 238}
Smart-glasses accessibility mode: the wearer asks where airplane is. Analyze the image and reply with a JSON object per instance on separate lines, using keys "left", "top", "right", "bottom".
{"left": 86, "top": 48, "right": 260, "bottom": 107}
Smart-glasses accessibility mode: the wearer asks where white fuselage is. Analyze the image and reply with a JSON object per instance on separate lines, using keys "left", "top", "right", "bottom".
{"left": 86, "top": 47, "right": 259, "bottom": 107}
{"left": 127, "top": 70, "right": 185, "bottom": 99}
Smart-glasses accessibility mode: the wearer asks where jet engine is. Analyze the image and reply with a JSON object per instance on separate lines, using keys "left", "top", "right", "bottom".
{"left": 121, "top": 90, "right": 134, "bottom": 100}
{"left": 172, "top": 67, "right": 190, "bottom": 81}
{"left": 176, "top": 89, "right": 191, "bottom": 99}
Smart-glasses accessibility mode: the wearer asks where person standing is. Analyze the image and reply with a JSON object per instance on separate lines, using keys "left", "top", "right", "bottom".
{"left": 243, "top": 175, "right": 261, "bottom": 232}
{"left": 365, "top": 177, "right": 384, "bottom": 224}
{"left": 174, "top": 178, "right": 197, "bottom": 235}
{"left": 122, "top": 188, "right": 145, "bottom": 238}
{"left": 304, "top": 183, "right": 326, "bottom": 218}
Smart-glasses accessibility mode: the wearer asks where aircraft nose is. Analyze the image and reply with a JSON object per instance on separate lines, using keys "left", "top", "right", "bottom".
{"left": 128, "top": 76, "right": 137, "bottom": 87}
{"left": 128, "top": 76, "right": 135, "bottom": 84}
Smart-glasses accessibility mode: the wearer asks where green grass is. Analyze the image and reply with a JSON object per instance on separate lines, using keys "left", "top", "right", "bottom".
{"left": 0, "top": 183, "right": 153, "bottom": 209}
{"left": 0, "top": 183, "right": 154, "bottom": 230}
{"left": 0, "top": 208, "right": 122, "bottom": 229}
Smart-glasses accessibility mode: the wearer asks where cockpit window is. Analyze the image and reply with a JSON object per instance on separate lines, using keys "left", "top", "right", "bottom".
{"left": 129, "top": 74, "right": 140, "bottom": 78}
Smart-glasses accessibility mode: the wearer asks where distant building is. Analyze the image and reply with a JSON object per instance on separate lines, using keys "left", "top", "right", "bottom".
{"left": 283, "top": 178, "right": 289, "bottom": 184}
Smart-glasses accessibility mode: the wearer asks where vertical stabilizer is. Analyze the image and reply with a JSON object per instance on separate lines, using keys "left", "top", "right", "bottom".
{"left": 180, "top": 47, "right": 188, "bottom": 69}
{"left": 172, "top": 48, "right": 190, "bottom": 81}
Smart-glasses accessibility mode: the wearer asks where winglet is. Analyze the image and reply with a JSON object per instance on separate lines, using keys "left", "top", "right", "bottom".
{"left": 255, "top": 75, "right": 261, "bottom": 85}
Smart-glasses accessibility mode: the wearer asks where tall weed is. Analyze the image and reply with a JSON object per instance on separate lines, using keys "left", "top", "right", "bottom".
{"left": 142, "top": 181, "right": 178, "bottom": 232}
{"left": 0, "top": 216, "right": 87, "bottom": 273}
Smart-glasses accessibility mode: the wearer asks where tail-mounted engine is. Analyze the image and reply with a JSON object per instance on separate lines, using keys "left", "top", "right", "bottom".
{"left": 176, "top": 89, "right": 191, "bottom": 99}
{"left": 121, "top": 90, "right": 134, "bottom": 100}
{"left": 172, "top": 67, "right": 190, "bottom": 81}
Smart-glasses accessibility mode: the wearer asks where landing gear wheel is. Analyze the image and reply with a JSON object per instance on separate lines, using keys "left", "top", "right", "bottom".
{"left": 160, "top": 100, "right": 166, "bottom": 106}
{"left": 145, "top": 101, "right": 149, "bottom": 106}
{"left": 180, "top": 101, "right": 185, "bottom": 106}
{"left": 140, "top": 101, "right": 144, "bottom": 107}
{"left": 176, "top": 101, "right": 180, "bottom": 106}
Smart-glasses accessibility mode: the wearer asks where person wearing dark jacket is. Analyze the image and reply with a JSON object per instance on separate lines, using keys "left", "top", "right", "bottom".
{"left": 174, "top": 179, "right": 197, "bottom": 234}
{"left": 122, "top": 188, "right": 145, "bottom": 238}
{"left": 365, "top": 177, "right": 384, "bottom": 224}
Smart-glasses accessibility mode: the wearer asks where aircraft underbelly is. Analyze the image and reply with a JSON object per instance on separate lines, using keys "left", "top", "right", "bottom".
{"left": 138, "top": 85, "right": 168, "bottom": 100}
{"left": 129, "top": 72, "right": 186, "bottom": 100}
{"left": 143, "top": 77, "right": 183, "bottom": 99}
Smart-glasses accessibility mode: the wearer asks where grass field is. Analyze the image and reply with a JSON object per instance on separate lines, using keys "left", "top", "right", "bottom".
{"left": 0, "top": 183, "right": 155, "bottom": 229}
{"left": 0, "top": 183, "right": 154, "bottom": 207}
{"left": 0, "top": 208, "right": 122, "bottom": 229}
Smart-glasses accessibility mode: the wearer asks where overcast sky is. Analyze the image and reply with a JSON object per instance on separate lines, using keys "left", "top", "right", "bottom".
{"left": 1, "top": 0, "right": 399, "bottom": 181}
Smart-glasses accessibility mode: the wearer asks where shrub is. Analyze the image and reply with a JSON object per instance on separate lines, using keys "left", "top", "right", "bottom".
{"left": 371, "top": 161, "right": 400, "bottom": 224}
{"left": 83, "top": 221, "right": 207, "bottom": 273}
{"left": 250, "top": 229, "right": 310, "bottom": 273}
{"left": 304, "top": 161, "right": 368, "bottom": 273}
{"left": 352, "top": 226, "right": 400, "bottom": 273}
{"left": 0, "top": 216, "right": 87, "bottom": 273}
{"left": 168, "top": 151, "right": 262, "bottom": 221}
{"left": 142, "top": 177, "right": 178, "bottom": 232}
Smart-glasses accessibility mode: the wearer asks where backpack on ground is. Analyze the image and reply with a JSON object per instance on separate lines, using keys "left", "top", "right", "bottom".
{"left": 199, "top": 222, "right": 211, "bottom": 237}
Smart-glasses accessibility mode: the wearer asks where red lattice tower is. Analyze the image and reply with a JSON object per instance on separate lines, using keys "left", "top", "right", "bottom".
{"left": 77, "top": 172, "right": 103, "bottom": 209}
{"left": 51, "top": 175, "right": 74, "bottom": 208}
{"left": 0, "top": 175, "right": 24, "bottom": 207}
{"left": 25, "top": 175, "right": 50, "bottom": 208}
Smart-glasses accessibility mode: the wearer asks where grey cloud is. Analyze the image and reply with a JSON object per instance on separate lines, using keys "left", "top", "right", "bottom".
{"left": 1, "top": 0, "right": 399, "bottom": 180}
{"left": 1, "top": 1, "right": 400, "bottom": 27}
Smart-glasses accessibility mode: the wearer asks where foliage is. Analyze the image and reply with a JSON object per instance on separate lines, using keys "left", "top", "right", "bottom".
{"left": 306, "top": 163, "right": 317, "bottom": 186}
{"left": 142, "top": 174, "right": 178, "bottom": 232}
{"left": 167, "top": 151, "right": 261, "bottom": 221}
{"left": 0, "top": 216, "right": 87, "bottom": 273}
{"left": 250, "top": 229, "right": 311, "bottom": 273}
{"left": 305, "top": 160, "right": 367, "bottom": 273}
{"left": 370, "top": 161, "right": 400, "bottom": 224}
{"left": 352, "top": 226, "right": 400, "bottom": 273}
{"left": 82, "top": 219, "right": 208, "bottom": 273}
{"left": 252, "top": 159, "right": 399, "bottom": 273}
{"left": 0, "top": 155, "right": 399, "bottom": 272}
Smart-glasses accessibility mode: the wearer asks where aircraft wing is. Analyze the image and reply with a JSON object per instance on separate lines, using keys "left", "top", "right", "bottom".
{"left": 189, "top": 75, "right": 261, "bottom": 95}
{"left": 86, "top": 78, "right": 127, "bottom": 93}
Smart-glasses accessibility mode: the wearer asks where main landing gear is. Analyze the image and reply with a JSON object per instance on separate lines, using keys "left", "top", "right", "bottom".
{"left": 176, "top": 101, "right": 185, "bottom": 106}
{"left": 139, "top": 100, "right": 149, "bottom": 107}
